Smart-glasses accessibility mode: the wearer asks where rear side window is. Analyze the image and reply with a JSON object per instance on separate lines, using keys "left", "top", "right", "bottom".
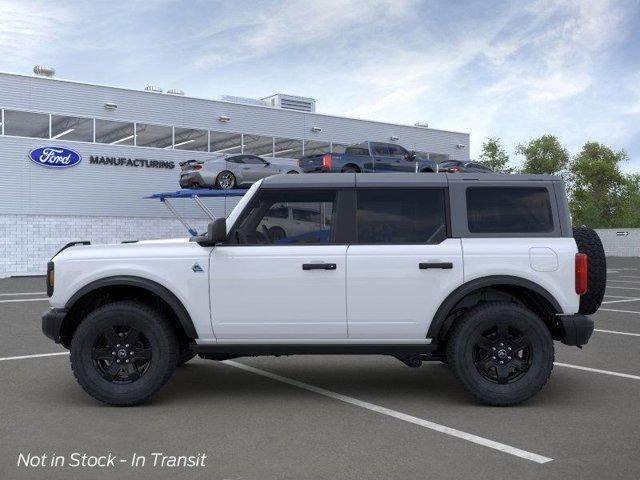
{"left": 466, "top": 187, "right": 553, "bottom": 233}
{"left": 345, "top": 146, "right": 370, "bottom": 156}
{"left": 356, "top": 189, "right": 447, "bottom": 244}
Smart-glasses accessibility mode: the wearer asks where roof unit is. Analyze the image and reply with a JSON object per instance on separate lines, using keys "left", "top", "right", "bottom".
{"left": 262, "top": 93, "right": 316, "bottom": 113}
{"left": 218, "top": 95, "right": 270, "bottom": 107}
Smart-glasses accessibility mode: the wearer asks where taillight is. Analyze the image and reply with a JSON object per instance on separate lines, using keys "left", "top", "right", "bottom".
{"left": 575, "top": 253, "right": 588, "bottom": 295}
{"left": 322, "top": 154, "right": 332, "bottom": 171}
{"left": 193, "top": 164, "right": 202, "bottom": 171}
{"left": 450, "top": 166, "right": 461, "bottom": 172}
{"left": 46, "top": 261, "right": 54, "bottom": 297}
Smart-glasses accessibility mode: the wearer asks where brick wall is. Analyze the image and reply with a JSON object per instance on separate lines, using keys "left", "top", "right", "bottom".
{"left": 0, "top": 214, "right": 212, "bottom": 277}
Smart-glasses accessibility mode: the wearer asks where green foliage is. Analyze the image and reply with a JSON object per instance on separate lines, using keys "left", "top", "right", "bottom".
{"left": 516, "top": 134, "right": 569, "bottom": 175}
{"left": 479, "top": 137, "right": 513, "bottom": 173}
{"left": 568, "top": 142, "right": 630, "bottom": 228}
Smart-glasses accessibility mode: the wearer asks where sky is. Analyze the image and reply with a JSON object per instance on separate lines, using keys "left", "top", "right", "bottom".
{"left": 0, "top": 0, "right": 639, "bottom": 169}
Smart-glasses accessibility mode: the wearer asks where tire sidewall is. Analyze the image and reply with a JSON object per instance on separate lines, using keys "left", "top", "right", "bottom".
{"left": 216, "top": 171, "right": 236, "bottom": 189}
{"left": 449, "top": 304, "right": 554, "bottom": 405}
{"left": 71, "top": 303, "right": 177, "bottom": 405}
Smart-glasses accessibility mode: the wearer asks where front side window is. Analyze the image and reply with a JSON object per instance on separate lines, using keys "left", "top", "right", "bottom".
{"left": 466, "top": 187, "right": 554, "bottom": 233}
{"left": 235, "top": 190, "right": 336, "bottom": 245}
{"left": 372, "top": 144, "right": 390, "bottom": 156}
{"left": 356, "top": 189, "right": 447, "bottom": 244}
{"left": 387, "top": 145, "right": 409, "bottom": 158}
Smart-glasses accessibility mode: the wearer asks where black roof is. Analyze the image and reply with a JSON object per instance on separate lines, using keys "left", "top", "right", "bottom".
{"left": 260, "top": 173, "right": 562, "bottom": 189}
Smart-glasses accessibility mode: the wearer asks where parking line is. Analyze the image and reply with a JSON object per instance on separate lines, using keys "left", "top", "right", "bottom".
{"left": 0, "top": 352, "right": 69, "bottom": 362}
{"left": 223, "top": 360, "right": 553, "bottom": 464}
{"left": 0, "top": 292, "right": 47, "bottom": 296}
{"left": 612, "top": 275, "right": 640, "bottom": 280}
{"left": 599, "top": 308, "right": 640, "bottom": 315}
{"left": 606, "top": 285, "right": 640, "bottom": 292}
{"left": 601, "top": 297, "right": 640, "bottom": 305}
{"left": 0, "top": 298, "right": 49, "bottom": 304}
{"left": 595, "top": 329, "right": 640, "bottom": 338}
{"left": 555, "top": 362, "right": 640, "bottom": 381}
{"left": 608, "top": 280, "right": 640, "bottom": 285}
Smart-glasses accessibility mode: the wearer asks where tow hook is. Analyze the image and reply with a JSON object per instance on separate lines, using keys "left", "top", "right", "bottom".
{"left": 395, "top": 355, "right": 423, "bottom": 368}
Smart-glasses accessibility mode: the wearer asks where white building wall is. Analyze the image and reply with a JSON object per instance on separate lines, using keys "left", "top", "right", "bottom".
{"left": 595, "top": 229, "right": 640, "bottom": 257}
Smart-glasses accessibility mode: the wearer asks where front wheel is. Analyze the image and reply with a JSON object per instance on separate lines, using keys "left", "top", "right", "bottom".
{"left": 70, "top": 301, "right": 178, "bottom": 406}
{"left": 446, "top": 302, "right": 554, "bottom": 406}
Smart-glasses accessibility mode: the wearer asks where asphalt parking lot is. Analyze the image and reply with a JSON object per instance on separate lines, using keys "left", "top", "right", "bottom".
{"left": 1, "top": 257, "right": 639, "bottom": 480}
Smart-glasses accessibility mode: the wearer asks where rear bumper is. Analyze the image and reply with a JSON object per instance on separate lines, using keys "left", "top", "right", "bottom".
{"left": 179, "top": 172, "right": 205, "bottom": 187}
{"left": 42, "top": 308, "right": 68, "bottom": 344}
{"left": 557, "top": 314, "right": 594, "bottom": 346}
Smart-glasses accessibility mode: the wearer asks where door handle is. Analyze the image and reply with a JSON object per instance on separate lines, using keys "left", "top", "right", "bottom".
{"left": 419, "top": 262, "right": 453, "bottom": 269}
{"left": 302, "top": 263, "right": 337, "bottom": 271}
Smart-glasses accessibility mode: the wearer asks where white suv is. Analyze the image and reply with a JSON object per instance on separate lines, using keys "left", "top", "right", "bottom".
{"left": 42, "top": 173, "right": 606, "bottom": 406}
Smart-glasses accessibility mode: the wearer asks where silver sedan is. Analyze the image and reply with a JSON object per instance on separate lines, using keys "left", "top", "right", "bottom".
{"left": 179, "top": 154, "right": 301, "bottom": 189}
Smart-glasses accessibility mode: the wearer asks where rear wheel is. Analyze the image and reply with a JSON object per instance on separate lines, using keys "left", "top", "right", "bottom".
{"left": 446, "top": 302, "right": 554, "bottom": 406}
{"left": 215, "top": 171, "right": 236, "bottom": 189}
{"left": 268, "top": 226, "right": 287, "bottom": 242}
{"left": 341, "top": 165, "right": 359, "bottom": 173}
{"left": 70, "top": 301, "right": 178, "bottom": 406}
{"left": 287, "top": 170, "right": 299, "bottom": 174}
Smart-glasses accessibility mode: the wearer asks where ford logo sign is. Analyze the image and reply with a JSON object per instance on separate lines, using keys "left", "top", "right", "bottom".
{"left": 28, "top": 146, "right": 82, "bottom": 168}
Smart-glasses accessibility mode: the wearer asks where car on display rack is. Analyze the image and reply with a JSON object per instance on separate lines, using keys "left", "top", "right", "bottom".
{"left": 179, "top": 154, "right": 301, "bottom": 189}
{"left": 42, "top": 173, "right": 606, "bottom": 407}
{"left": 438, "top": 159, "right": 493, "bottom": 173}
{"left": 297, "top": 141, "right": 439, "bottom": 174}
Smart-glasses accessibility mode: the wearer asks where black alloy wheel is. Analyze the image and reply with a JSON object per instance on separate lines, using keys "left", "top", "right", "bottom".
{"left": 472, "top": 324, "right": 531, "bottom": 384}
{"left": 92, "top": 325, "right": 152, "bottom": 383}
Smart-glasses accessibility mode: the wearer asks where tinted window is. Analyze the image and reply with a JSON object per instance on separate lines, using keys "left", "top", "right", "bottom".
{"left": 227, "top": 156, "right": 245, "bottom": 164}
{"left": 173, "top": 127, "right": 208, "bottom": 151}
{"left": 51, "top": 114, "right": 93, "bottom": 142}
{"left": 466, "top": 187, "right": 554, "bottom": 233}
{"left": 387, "top": 145, "right": 408, "bottom": 158}
{"left": 95, "top": 119, "right": 135, "bottom": 145}
{"left": 243, "top": 155, "right": 267, "bottom": 165}
{"left": 235, "top": 190, "right": 336, "bottom": 245}
{"left": 373, "top": 144, "right": 390, "bottom": 156}
{"left": 345, "top": 146, "right": 369, "bottom": 156}
{"left": 136, "top": 123, "right": 173, "bottom": 148}
{"left": 356, "top": 189, "right": 447, "bottom": 244}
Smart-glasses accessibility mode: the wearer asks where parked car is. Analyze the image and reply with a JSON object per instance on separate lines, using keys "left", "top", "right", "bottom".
{"left": 438, "top": 159, "right": 493, "bottom": 173}
{"left": 298, "top": 141, "right": 438, "bottom": 174}
{"left": 262, "top": 204, "right": 332, "bottom": 243}
{"left": 43, "top": 173, "right": 606, "bottom": 407}
{"left": 179, "top": 154, "right": 301, "bottom": 189}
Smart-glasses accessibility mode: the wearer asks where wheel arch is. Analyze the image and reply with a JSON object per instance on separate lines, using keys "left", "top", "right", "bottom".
{"left": 61, "top": 276, "right": 197, "bottom": 347}
{"left": 341, "top": 163, "right": 361, "bottom": 173}
{"left": 427, "top": 275, "right": 562, "bottom": 342}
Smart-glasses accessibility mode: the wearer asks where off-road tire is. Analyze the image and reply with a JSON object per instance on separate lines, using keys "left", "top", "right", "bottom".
{"left": 70, "top": 301, "right": 178, "bottom": 406}
{"left": 573, "top": 226, "right": 606, "bottom": 315}
{"left": 446, "top": 302, "right": 554, "bottom": 406}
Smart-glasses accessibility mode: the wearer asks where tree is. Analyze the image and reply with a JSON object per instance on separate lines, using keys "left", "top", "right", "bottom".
{"left": 516, "top": 134, "right": 569, "bottom": 175}
{"left": 479, "top": 137, "right": 513, "bottom": 173}
{"left": 568, "top": 142, "right": 629, "bottom": 228}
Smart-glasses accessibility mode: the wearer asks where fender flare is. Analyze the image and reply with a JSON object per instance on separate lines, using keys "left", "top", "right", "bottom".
{"left": 426, "top": 275, "right": 562, "bottom": 340}
{"left": 65, "top": 276, "right": 198, "bottom": 338}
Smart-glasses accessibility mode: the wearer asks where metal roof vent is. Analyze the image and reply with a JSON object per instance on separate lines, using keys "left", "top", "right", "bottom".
{"left": 167, "top": 89, "right": 185, "bottom": 96}
{"left": 33, "top": 65, "right": 55, "bottom": 77}
{"left": 262, "top": 94, "right": 316, "bottom": 112}
{"left": 144, "top": 85, "right": 163, "bottom": 93}
{"left": 414, "top": 122, "right": 429, "bottom": 128}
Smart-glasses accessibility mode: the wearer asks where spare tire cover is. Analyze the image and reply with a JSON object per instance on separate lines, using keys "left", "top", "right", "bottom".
{"left": 573, "top": 226, "right": 607, "bottom": 315}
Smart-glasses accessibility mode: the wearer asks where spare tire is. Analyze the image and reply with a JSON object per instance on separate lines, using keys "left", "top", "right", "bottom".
{"left": 573, "top": 226, "right": 606, "bottom": 315}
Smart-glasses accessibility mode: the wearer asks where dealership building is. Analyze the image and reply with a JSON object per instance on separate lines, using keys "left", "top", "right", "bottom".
{"left": 0, "top": 69, "right": 470, "bottom": 276}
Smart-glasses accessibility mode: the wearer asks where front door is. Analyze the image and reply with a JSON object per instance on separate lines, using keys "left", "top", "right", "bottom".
{"left": 346, "top": 187, "right": 463, "bottom": 340}
{"left": 210, "top": 188, "right": 348, "bottom": 340}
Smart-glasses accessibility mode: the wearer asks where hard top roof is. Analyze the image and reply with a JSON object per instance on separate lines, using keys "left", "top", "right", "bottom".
{"left": 260, "top": 173, "right": 562, "bottom": 189}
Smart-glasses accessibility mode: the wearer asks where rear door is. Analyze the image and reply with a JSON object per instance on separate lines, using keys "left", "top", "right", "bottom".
{"left": 346, "top": 187, "right": 463, "bottom": 340}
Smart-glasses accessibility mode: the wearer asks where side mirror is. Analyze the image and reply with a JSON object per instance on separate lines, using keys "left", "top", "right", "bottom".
{"left": 264, "top": 161, "right": 271, "bottom": 166}
{"left": 192, "top": 218, "right": 226, "bottom": 246}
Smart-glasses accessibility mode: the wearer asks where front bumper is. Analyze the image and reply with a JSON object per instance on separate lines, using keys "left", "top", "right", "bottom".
{"left": 557, "top": 314, "right": 594, "bottom": 346}
{"left": 42, "top": 308, "right": 68, "bottom": 344}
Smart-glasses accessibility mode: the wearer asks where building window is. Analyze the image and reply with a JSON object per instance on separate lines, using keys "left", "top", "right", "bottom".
{"left": 243, "top": 134, "right": 274, "bottom": 156}
{"left": 210, "top": 131, "right": 242, "bottom": 154}
{"left": 51, "top": 114, "right": 93, "bottom": 142}
{"left": 135, "top": 123, "right": 173, "bottom": 148}
{"left": 303, "top": 140, "right": 331, "bottom": 156}
{"left": 273, "top": 137, "right": 303, "bottom": 158}
{"left": 95, "top": 119, "right": 135, "bottom": 145}
{"left": 3, "top": 110, "right": 49, "bottom": 138}
{"left": 173, "top": 127, "right": 208, "bottom": 151}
